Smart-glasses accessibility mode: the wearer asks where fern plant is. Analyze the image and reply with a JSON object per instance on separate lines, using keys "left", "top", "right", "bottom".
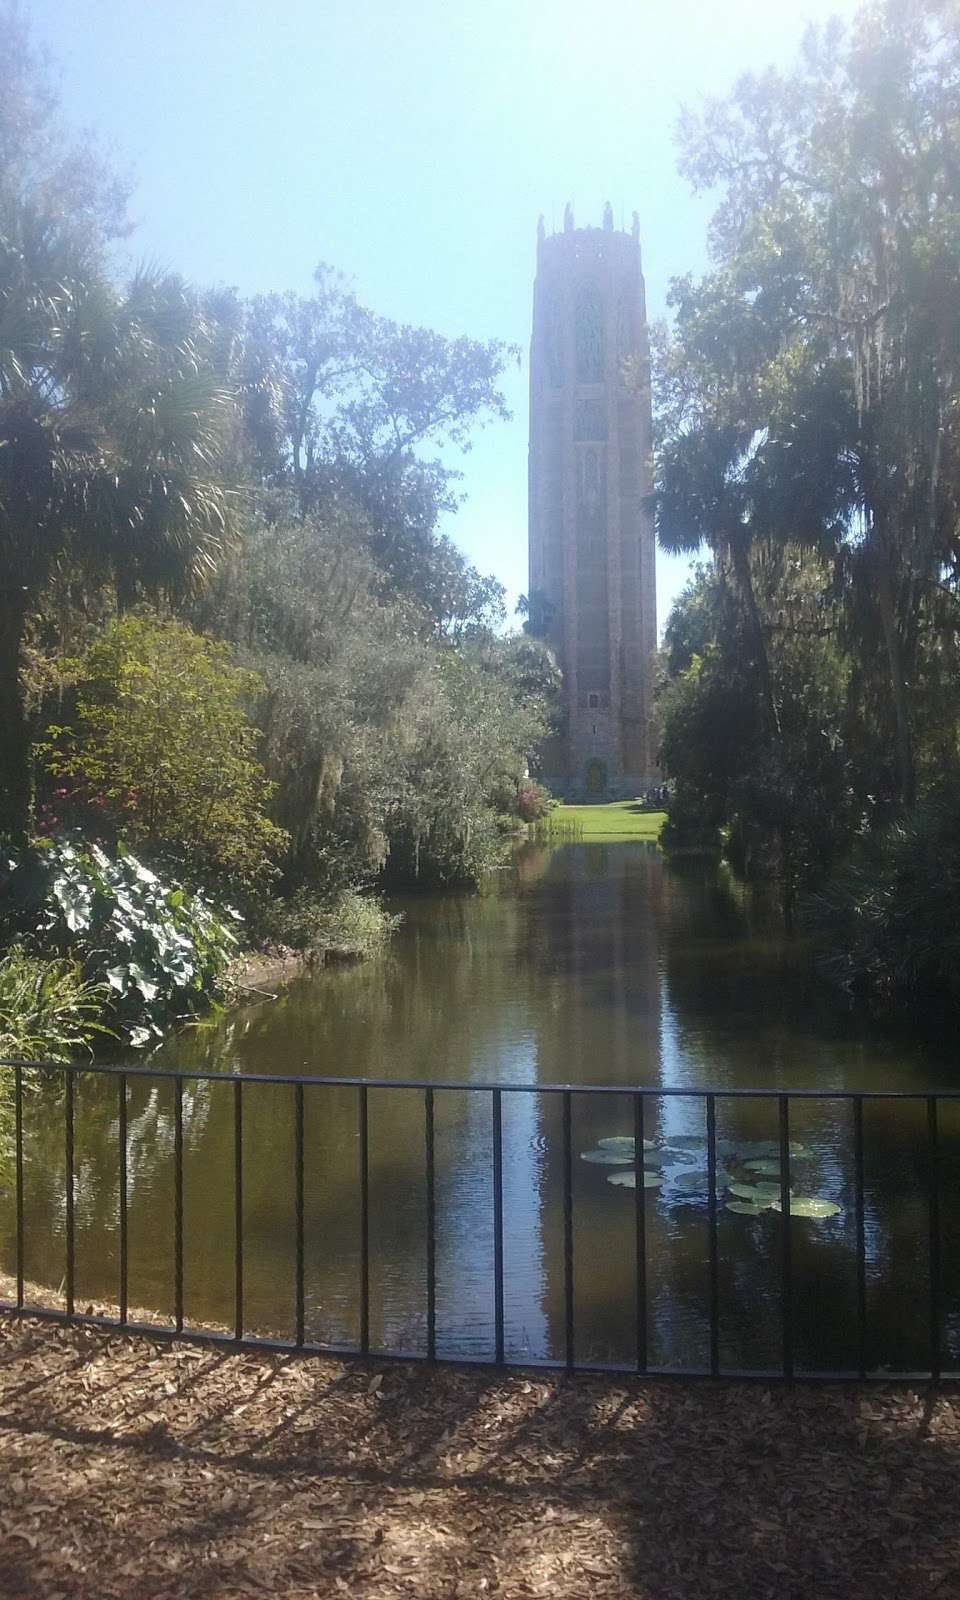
{"left": 0, "top": 945, "right": 112, "bottom": 1063}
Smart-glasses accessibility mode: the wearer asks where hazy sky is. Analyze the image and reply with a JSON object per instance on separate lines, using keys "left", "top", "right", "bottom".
{"left": 34, "top": 0, "right": 864, "bottom": 633}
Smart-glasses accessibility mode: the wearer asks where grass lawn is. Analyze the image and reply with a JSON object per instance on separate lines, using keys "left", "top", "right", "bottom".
{"left": 543, "top": 802, "right": 666, "bottom": 839}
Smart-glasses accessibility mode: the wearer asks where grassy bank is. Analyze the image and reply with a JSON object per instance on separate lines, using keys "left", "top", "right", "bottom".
{"left": 542, "top": 803, "right": 666, "bottom": 840}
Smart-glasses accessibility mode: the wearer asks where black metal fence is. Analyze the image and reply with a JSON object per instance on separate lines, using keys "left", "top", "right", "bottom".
{"left": 0, "top": 1058, "right": 957, "bottom": 1380}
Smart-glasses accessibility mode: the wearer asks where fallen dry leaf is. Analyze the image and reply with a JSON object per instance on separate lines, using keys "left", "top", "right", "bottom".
{"left": 0, "top": 1291, "right": 959, "bottom": 1600}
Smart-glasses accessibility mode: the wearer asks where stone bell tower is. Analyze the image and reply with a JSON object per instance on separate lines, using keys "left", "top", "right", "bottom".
{"left": 528, "top": 202, "right": 657, "bottom": 799}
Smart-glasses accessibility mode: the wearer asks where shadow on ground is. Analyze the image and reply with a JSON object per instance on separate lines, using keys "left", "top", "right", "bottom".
{"left": 1, "top": 1319, "right": 959, "bottom": 1598}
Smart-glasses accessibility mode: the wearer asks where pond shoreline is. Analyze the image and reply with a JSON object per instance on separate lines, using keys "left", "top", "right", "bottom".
{"left": 227, "top": 945, "right": 313, "bottom": 1000}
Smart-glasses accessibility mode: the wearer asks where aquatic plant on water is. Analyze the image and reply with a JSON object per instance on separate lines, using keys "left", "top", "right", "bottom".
{"left": 582, "top": 1132, "right": 843, "bottom": 1221}
{"left": 608, "top": 1170, "right": 662, "bottom": 1189}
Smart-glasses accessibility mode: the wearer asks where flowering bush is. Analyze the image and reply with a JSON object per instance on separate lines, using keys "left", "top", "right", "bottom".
{"left": 516, "top": 780, "right": 552, "bottom": 823}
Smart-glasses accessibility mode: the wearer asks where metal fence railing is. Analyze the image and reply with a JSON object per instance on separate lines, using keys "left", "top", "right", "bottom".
{"left": 1, "top": 1059, "right": 957, "bottom": 1380}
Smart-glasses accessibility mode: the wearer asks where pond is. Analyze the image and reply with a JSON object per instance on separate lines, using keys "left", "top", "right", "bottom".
{"left": 5, "top": 839, "right": 960, "bottom": 1374}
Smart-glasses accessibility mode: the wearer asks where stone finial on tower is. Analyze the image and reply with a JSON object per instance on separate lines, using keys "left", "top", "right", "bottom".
{"left": 603, "top": 201, "right": 614, "bottom": 231}
{"left": 631, "top": 210, "right": 640, "bottom": 239}
{"left": 537, "top": 214, "right": 545, "bottom": 244}
{"left": 563, "top": 202, "right": 574, "bottom": 233}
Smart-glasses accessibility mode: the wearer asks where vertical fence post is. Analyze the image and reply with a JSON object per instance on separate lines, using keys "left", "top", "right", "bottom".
{"left": 706, "top": 1094, "right": 720, "bottom": 1376}
{"left": 173, "top": 1077, "right": 184, "bottom": 1332}
{"left": 295, "top": 1082, "right": 305, "bottom": 1348}
{"left": 64, "top": 1070, "right": 75, "bottom": 1319}
{"left": 928, "top": 1096, "right": 942, "bottom": 1382}
{"left": 492, "top": 1088, "right": 505, "bottom": 1365}
{"left": 425, "top": 1087, "right": 436, "bottom": 1360}
{"left": 634, "top": 1092, "right": 647, "bottom": 1373}
{"left": 13, "top": 1067, "right": 960, "bottom": 1380}
{"left": 359, "top": 1084, "right": 369, "bottom": 1354}
{"left": 854, "top": 1097, "right": 867, "bottom": 1378}
{"left": 562, "top": 1089, "right": 574, "bottom": 1370}
{"left": 778, "top": 1094, "right": 793, "bottom": 1380}
{"left": 118, "top": 1073, "right": 128, "bottom": 1327}
{"left": 14, "top": 1065, "right": 24, "bottom": 1310}
{"left": 233, "top": 1078, "right": 243, "bottom": 1342}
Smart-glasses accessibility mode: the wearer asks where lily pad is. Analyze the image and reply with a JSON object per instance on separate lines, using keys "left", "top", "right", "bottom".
{"left": 728, "top": 1182, "right": 781, "bottom": 1206}
{"left": 741, "top": 1159, "right": 786, "bottom": 1177}
{"left": 672, "top": 1169, "right": 709, "bottom": 1191}
{"left": 581, "top": 1148, "right": 633, "bottom": 1165}
{"left": 608, "top": 1169, "right": 662, "bottom": 1189}
{"left": 597, "top": 1136, "right": 656, "bottom": 1153}
{"left": 726, "top": 1199, "right": 764, "bottom": 1216}
{"left": 772, "top": 1196, "right": 841, "bottom": 1218}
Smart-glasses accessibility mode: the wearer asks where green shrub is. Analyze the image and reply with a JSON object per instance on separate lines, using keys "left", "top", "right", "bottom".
{"left": 40, "top": 615, "right": 288, "bottom": 898}
{"left": 2, "top": 835, "right": 240, "bottom": 1046}
{"left": 802, "top": 794, "right": 960, "bottom": 1005}
{"left": 260, "top": 887, "right": 400, "bottom": 958}
{"left": 0, "top": 944, "right": 111, "bottom": 1061}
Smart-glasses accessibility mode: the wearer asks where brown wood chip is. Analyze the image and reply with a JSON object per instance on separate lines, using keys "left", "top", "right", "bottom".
{"left": 0, "top": 1313, "right": 959, "bottom": 1597}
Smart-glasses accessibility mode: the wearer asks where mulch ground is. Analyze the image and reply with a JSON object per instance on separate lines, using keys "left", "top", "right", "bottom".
{"left": 2, "top": 1317, "right": 960, "bottom": 1599}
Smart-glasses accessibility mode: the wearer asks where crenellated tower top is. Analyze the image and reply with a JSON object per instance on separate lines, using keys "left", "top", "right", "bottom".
{"left": 536, "top": 203, "right": 643, "bottom": 274}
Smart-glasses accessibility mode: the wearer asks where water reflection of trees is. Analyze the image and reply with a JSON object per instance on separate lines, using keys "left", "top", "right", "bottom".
{"left": 4, "top": 844, "right": 959, "bottom": 1371}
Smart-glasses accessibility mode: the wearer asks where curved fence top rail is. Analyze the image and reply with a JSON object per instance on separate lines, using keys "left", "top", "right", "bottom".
{"left": 1, "top": 1056, "right": 960, "bottom": 1098}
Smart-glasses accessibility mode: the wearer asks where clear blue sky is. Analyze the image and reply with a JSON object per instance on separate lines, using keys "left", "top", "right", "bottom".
{"left": 34, "top": 0, "right": 863, "bottom": 634}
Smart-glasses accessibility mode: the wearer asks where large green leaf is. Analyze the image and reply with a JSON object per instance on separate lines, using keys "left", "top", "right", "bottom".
{"left": 772, "top": 1196, "right": 841, "bottom": 1218}
{"left": 597, "top": 1135, "right": 656, "bottom": 1152}
{"left": 728, "top": 1181, "right": 781, "bottom": 1205}
{"left": 672, "top": 1169, "right": 709, "bottom": 1191}
{"left": 608, "top": 1169, "right": 662, "bottom": 1189}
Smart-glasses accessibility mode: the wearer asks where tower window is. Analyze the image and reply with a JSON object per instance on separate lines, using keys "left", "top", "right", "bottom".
{"left": 588, "top": 693, "right": 600, "bottom": 709}
{"left": 575, "top": 282, "right": 604, "bottom": 382}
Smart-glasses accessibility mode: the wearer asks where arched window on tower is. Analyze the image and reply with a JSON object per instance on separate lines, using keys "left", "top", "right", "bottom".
{"left": 544, "top": 294, "right": 562, "bottom": 388}
{"left": 577, "top": 447, "right": 601, "bottom": 504}
{"left": 575, "top": 282, "right": 603, "bottom": 383}
{"left": 617, "top": 288, "right": 636, "bottom": 367}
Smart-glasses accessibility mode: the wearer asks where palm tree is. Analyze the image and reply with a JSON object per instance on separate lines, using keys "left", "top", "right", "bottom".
{"left": 0, "top": 200, "right": 234, "bottom": 837}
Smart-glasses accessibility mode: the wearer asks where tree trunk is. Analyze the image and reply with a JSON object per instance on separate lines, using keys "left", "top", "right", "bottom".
{"left": 876, "top": 551, "right": 915, "bottom": 808}
{"left": 729, "top": 538, "right": 781, "bottom": 740}
{"left": 0, "top": 592, "right": 31, "bottom": 841}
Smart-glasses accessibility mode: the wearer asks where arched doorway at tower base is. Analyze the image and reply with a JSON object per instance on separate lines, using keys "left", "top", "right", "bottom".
{"left": 584, "top": 759, "right": 607, "bottom": 797}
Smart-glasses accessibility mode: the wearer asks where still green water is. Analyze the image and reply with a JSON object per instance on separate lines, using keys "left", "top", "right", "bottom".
{"left": 5, "top": 840, "right": 960, "bottom": 1373}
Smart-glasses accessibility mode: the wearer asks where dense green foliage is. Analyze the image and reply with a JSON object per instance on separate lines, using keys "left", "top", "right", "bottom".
{"left": 803, "top": 795, "right": 960, "bottom": 1005}
{"left": 190, "top": 504, "right": 557, "bottom": 895}
{"left": 0, "top": 212, "right": 234, "bottom": 837}
{"left": 655, "top": 0, "right": 960, "bottom": 986}
{"left": 262, "top": 887, "right": 401, "bottom": 958}
{"left": 0, "top": 7, "right": 558, "bottom": 1057}
{"left": 42, "top": 615, "right": 287, "bottom": 898}
{"left": 0, "top": 944, "right": 110, "bottom": 1061}
{"left": 1, "top": 837, "right": 239, "bottom": 1047}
